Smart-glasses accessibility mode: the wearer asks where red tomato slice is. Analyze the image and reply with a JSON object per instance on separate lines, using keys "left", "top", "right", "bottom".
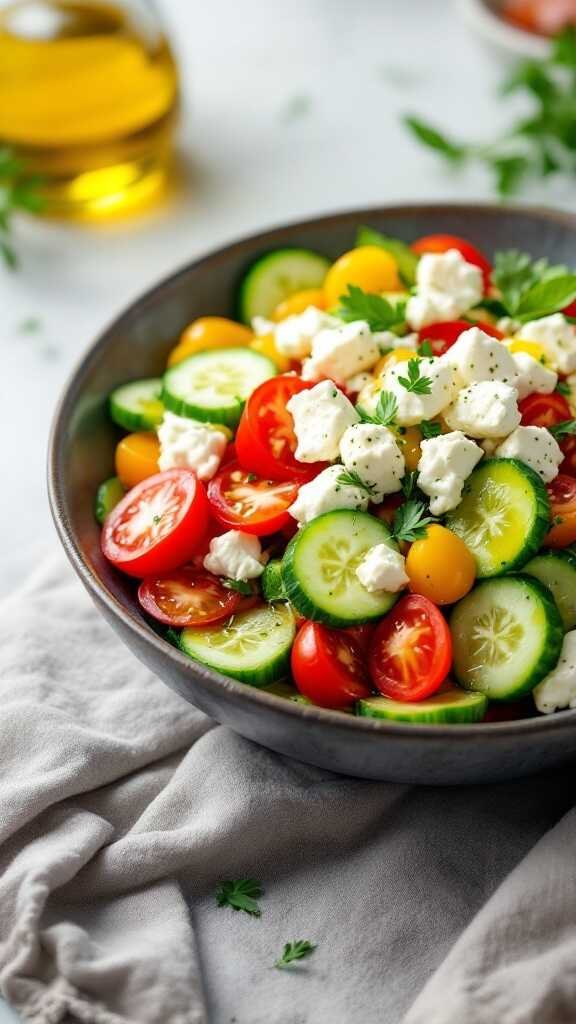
{"left": 368, "top": 595, "right": 452, "bottom": 701}
{"left": 138, "top": 568, "right": 240, "bottom": 627}
{"left": 207, "top": 461, "right": 299, "bottom": 536}
{"left": 291, "top": 621, "right": 372, "bottom": 709}
{"left": 101, "top": 469, "right": 209, "bottom": 578}
{"left": 411, "top": 234, "right": 492, "bottom": 291}
{"left": 342, "top": 623, "right": 376, "bottom": 655}
{"left": 235, "top": 376, "right": 327, "bottom": 483}
{"left": 418, "top": 319, "right": 503, "bottom": 357}
{"left": 560, "top": 435, "right": 576, "bottom": 477}
{"left": 519, "top": 392, "right": 571, "bottom": 429}
{"left": 545, "top": 474, "right": 576, "bottom": 548}
{"left": 563, "top": 300, "right": 576, "bottom": 317}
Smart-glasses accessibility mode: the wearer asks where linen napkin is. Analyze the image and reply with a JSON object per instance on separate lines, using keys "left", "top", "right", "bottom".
{"left": 0, "top": 553, "right": 575, "bottom": 1024}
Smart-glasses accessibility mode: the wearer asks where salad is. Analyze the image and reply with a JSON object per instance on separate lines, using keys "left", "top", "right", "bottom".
{"left": 97, "top": 227, "right": 576, "bottom": 725}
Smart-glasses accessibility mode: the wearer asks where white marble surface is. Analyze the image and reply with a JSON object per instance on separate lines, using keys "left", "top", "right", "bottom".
{"left": 0, "top": 1, "right": 570, "bottom": 1020}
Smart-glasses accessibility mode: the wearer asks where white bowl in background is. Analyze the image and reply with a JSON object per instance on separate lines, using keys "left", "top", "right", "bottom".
{"left": 456, "top": 0, "right": 549, "bottom": 60}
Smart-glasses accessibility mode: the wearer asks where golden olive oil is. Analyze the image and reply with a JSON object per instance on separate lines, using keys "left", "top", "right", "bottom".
{"left": 0, "top": 0, "right": 179, "bottom": 216}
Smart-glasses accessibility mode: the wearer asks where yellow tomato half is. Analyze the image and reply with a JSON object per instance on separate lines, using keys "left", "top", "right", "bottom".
{"left": 272, "top": 288, "right": 326, "bottom": 321}
{"left": 167, "top": 317, "right": 252, "bottom": 367}
{"left": 375, "top": 347, "right": 416, "bottom": 377}
{"left": 406, "top": 525, "right": 476, "bottom": 605}
{"left": 507, "top": 338, "right": 549, "bottom": 364}
{"left": 323, "top": 246, "right": 401, "bottom": 308}
{"left": 116, "top": 432, "right": 160, "bottom": 489}
{"left": 249, "top": 333, "right": 291, "bottom": 372}
{"left": 395, "top": 426, "right": 422, "bottom": 472}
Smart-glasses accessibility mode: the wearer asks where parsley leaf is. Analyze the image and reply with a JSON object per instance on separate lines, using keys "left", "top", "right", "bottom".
{"left": 274, "top": 940, "right": 316, "bottom": 969}
{"left": 556, "top": 380, "right": 572, "bottom": 396}
{"left": 516, "top": 275, "right": 576, "bottom": 322}
{"left": 401, "top": 471, "right": 419, "bottom": 499}
{"left": 493, "top": 250, "right": 576, "bottom": 319}
{"left": 420, "top": 419, "right": 442, "bottom": 439}
{"left": 0, "top": 147, "right": 45, "bottom": 268}
{"left": 403, "top": 114, "right": 467, "bottom": 163}
{"left": 397, "top": 358, "right": 433, "bottom": 395}
{"left": 337, "top": 468, "right": 378, "bottom": 498}
{"left": 392, "top": 500, "right": 438, "bottom": 543}
{"left": 417, "top": 340, "right": 433, "bottom": 358}
{"left": 222, "top": 578, "right": 253, "bottom": 595}
{"left": 355, "top": 225, "right": 419, "bottom": 287}
{"left": 337, "top": 285, "right": 407, "bottom": 332}
{"left": 374, "top": 390, "right": 398, "bottom": 426}
{"left": 549, "top": 419, "right": 576, "bottom": 439}
{"left": 215, "top": 879, "right": 263, "bottom": 916}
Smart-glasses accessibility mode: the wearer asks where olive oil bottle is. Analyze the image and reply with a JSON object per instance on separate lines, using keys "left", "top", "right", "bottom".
{"left": 0, "top": 0, "right": 179, "bottom": 216}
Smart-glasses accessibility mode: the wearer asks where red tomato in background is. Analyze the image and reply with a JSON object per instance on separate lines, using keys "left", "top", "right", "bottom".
{"left": 291, "top": 621, "right": 372, "bottom": 709}
{"left": 368, "top": 595, "right": 452, "bottom": 702}
{"left": 411, "top": 234, "right": 492, "bottom": 291}
{"left": 207, "top": 461, "right": 299, "bottom": 536}
{"left": 138, "top": 568, "right": 240, "bottom": 627}
{"left": 236, "top": 376, "right": 327, "bottom": 483}
{"left": 101, "top": 469, "right": 209, "bottom": 578}
{"left": 418, "top": 319, "right": 504, "bottom": 357}
{"left": 545, "top": 474, "right": 576, "bottom": 548}
{"left": 519, "top": 392, "right": 571, "bottom": 429}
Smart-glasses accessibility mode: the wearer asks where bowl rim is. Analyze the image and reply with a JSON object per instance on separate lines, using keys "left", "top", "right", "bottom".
{"left": 48, "top": 200, "right": 576, "bottom": 743}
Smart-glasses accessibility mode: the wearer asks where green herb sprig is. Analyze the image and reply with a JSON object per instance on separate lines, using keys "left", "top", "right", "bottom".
{"left": 492, "top": 250, "right": 576, "bottom": 321}
{"left": 0, "top": 147, "right": 45, "bottom": 268}
{"left": 222, "top": 578, "right": 254, "bottom": 595}
{"left": 392, "top": 500, "right": 438, "bottom": 543}
{"left": 215, "top": 879, "right": 263, "bottom": 917}
{"left": 336, "top": 468, "right": 378, "bottom": 499}
{"left": 397, "top": 358, "right": 433, "bottom": 395}
{"left": 337, "top": 285, "right": 407, "bottom": 332}
{"left": 274, "top": 940, "right": 316, "bottom": 970}
{"left": 420, "top": 419, "right": 442, "bottom": 439}
{"left": 549, "top": 419, "right": 576, "bottom": 439}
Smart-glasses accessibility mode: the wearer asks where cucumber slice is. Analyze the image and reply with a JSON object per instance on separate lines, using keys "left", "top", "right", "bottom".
{"left": 94, "top": 477, "right": 125, "bottom": 524}
{"left": 523, "top": 549, "right": 576, "bottom": 630}
{"left": 282, "top": 509, "right": 399, "bottom": 626}
{"left": 109, "top": 378, "right": 164, "bottom": 431}
{"left": 261, "top": 559, "right": 286, "bottom": 602}
{"left": 356, "top": 688, "right": 488, "bottom": 724}
{"left": 162, "top": 348, "right": 276, "bottom": 428}
{"left": 450, "top": 575, "right": 563, "bottom": 700}
{"left": 445, "top": 459, "right": 550, "bottom": 578}
{"left": 238, "top": 248, "right": 330, "bottom": 322}
{"left": 179, "top": 602, "right": 295, "bottom": 685}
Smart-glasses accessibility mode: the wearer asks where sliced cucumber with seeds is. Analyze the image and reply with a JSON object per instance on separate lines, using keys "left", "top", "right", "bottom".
{"left": 261, "top": 559, "right": 287, "bottom": 602}
{"left": 282, "top": 509, "right": 399, "bottom": 626}
{"left": 109, "top": 378, "right": 164, "bottom": 431}
{"left": 523, "top": 549, "right": 576, "bottom": 630}
{"left": 445, "top": 459, "right": 550, "bottom": 578}
{"left": 179, "top": 603, "right": 295, "bottom": 685}
{"left": 450, "top": 575, "right": 563, "bottom": 701}
{"left": 94, "top": 477, "right": 125, "bottom": 524}
{"left": 356, "top": 688, "right": 488, "bottom": 724}
{"left": 238, "top": 248, "right": 330, "bottom": 322}
{"left": 162, "top": 348, "right": 276, "bottom": 428}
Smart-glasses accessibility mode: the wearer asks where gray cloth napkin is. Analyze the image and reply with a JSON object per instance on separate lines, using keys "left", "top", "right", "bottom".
{"left": 1, "top": 554, "right": 575, "bottom": 1024}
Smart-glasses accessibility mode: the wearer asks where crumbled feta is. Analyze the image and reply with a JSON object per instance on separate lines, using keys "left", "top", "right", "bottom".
{"left": 497, "top": 316, "right": 520, "bottom": 337}
{"left": 274, "top": 306, "right": 339, "bottom": 360}
{"left": 495, "top": 426, "right": 563, "bottom": 483}
{"left": 345, "top": 371, "right": 373, "bottom": 394}
{"left": 480, "top": 438, "right": 499, "bottom": 456}
{"left": 157, "top": 413, "right": 227, "bottom": 480}
{"left": 373, "top": 330, "right": 419, "bottom": 352}
{"left": 203, "top": 530, "right": 265, "bottom": 580}
{"left": 444, "top": 381, "right": 521, "bottom": 438}
{"left": 339, "top": 423, "right": 405, "bottom": 502}
{"left": 288, "top": 465, "right": 369, "bottom": 525}
{"left": 445, "top": 326, "right": 518, "bottom": 388}
{"left": 356, "top": 544, "right": 409, "bottom": 593}
{"left": 511, "top": 350, "right": 558, "bottom": 401}
{"left": 304, "top": 320, "right": 380, "bottom": 384}
{"left": 417, "top": 431, "right": 483, "bottom": 515}
{"left": 251, "top": 316, "right": 275, "bottom": 337}
{"left": 406, "top": 250, "right": 483, "bottom": 329}
{"left": 517, "top": 314, "right": 576, "bottom": 374}
{"left": 286, "top": 380, "right": 359, "bottom": 462}
{"left": 533, "top": 631, "right": 576, "bottom": 714}
{"left": 383, "top": 356, "right": 458, "bottom": 426}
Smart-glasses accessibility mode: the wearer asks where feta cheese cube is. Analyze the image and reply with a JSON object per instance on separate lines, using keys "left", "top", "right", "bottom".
{"left": 417, "top": 431, "right": 483, "bottom": 515}
{"left": 305, "top": 320, "right": 380, "bottom": 384}
{"left": 533, "top": 631, "right": 576, "bottom": 714}
{"left": 443, "top": 381, "right": 521, "bottom": 438}
{"left": 286, "top": 380, "right": 359, "bottom": 462}
{"left": 356, "top": 544, "right": 409, "bottom": 593}
{"left": 339, "top": 423, "right": 405, "bottom": 502}
{"left": 516, "top": 314, "right": 576, "bottom": 374}
{"left": 158, "top": 413, "right": 228, "bottom": 480}
{"left": 495, "top": 426, "right": 563, "bottom": 483}
{"left": 511, "top": 351, "right": 558, "bottom": 401}
{"left": 345, "top": 371, "right": 373, "bottom": 394}
{"left": 288, "top": 465, "right": 369, "bottom": 525}
{"left": 373, "top": 330, "right": 419, "bottom": 352}
{"left": 274, "top": 306, "right": 339, "bottom": 360}
{"left": 407, "top": 249, "right": 483, "bottom": 329}
{"left": 444, "top": 326, "right": 518, "bottom": 388}
{"left": 203, "top": 530, "right": 265, "bottom": 580}
{"left": 383, "top": 356, "right": 458, "bottom": 426}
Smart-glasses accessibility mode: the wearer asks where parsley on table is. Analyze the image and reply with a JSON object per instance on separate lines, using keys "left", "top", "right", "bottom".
{"left": 420, "top": 419, "right": 442, "bottom": 439}
{"left": 397, "top": 358, "right": 433, "bottom": 395}
{"left": 337, "top": 468, "right": 378, "bottom": 498}
{"left": 0, "top": 147, "right": 45, "bottom": 268}
{"left": 393, "top": 500, "right": 438, "bottom": 543}
{"left": 222, "top": 578, "right": 254, "bottom": 595}
{"left": 274, "top": 940, "right": 316, "bottom": 969}
{"left": 492, "top": 250, "right": 576, "bottom": 321}
{"left": 337, "top": 285, "right": 407, "bottom": 332}
{"left": 355, "top": 225, "right": 419, "bottom": 287}
{"left": 215, "top": 879, "right": 263, "bottom": 917}
{"left": 549, "top": 419, "right": 576, "bottom": 439}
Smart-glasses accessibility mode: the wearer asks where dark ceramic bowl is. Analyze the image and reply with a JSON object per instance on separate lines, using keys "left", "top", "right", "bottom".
{"left": 49, "top": 203, "right": 576, "bottom": 784}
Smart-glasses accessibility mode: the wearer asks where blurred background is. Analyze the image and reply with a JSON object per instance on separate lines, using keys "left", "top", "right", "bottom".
{"left": 1, "top": 0, "right": 575, "bottom": 599}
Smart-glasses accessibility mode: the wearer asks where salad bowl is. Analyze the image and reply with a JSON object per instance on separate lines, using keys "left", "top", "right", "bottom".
{"left": 49, "top": 203, "right": 576, "bottom": 784}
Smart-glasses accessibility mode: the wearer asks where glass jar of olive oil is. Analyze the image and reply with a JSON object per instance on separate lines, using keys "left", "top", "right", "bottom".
{"left": 0, "top": 0, "right": 179, "bottom": 216}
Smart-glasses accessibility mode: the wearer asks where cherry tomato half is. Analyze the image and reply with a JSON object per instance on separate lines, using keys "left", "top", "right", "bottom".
{"left": 101, "top": 469, "right": 209, "bottom": 578}
{"left": 411, "top": 234, "right": 492, "bottom": 291}
{"left": 235, "top": 375, "right": 327, "bottom": 484}
{"left": 545, "top": 474, "right": 576, "bottom": 548}
{"left": 418, "top": 319, "right": 503, "bottom": 357}
{"left": 519, "top": 392, "right": 571, "bottom": 429}
{"left": 342, "top": 623, "right": 376, "bottom": 655}
{"left": 368, "top": 595, "right": 452, "bottom": 702}
{"left": 559, "top": 435, "right": 576, "bottom": 477}
{"left": 138, "top": 567, "right": 240, "bottom": 627}
{"left": 291, "top": 621, "right": 372, "bottom": 709}
{"left": 207, "top": 461, "right": 299, "bottom": 536}
{"left": 563, "top": 300, "right": 576, "bottom": 317}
